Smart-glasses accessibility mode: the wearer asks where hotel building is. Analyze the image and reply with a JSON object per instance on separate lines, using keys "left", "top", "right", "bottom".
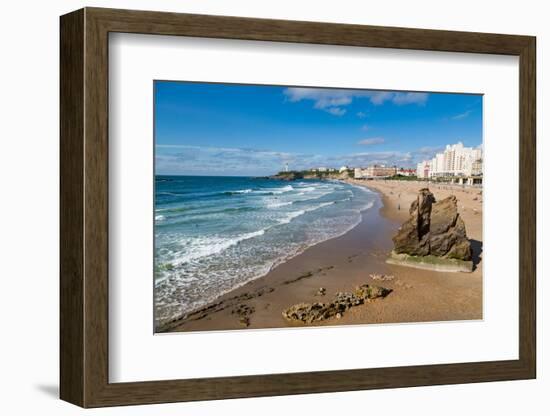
{"left": 354, "top": 164, "right": 397, "bottom": 179}
{"left": 417, "top": 142, "right": 483, "bottom": 179}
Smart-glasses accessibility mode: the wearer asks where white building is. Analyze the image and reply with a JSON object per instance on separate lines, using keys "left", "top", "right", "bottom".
{"left": 424, "top": 142, "right": 483, "bottom": 178}
{"left": 462, "top": 146, "right": 483, "bottom": 176}
{"left": 416, "top": 161, "right": 431, "bottom": 179}
{"left": 430, "top": 153, "right": 445, "bottom": 178}
{"left": 355, "top": 165, "right": 397, "bottom": 179}
{"left": 339, "top": 165, "right": 349, "bottom": 173}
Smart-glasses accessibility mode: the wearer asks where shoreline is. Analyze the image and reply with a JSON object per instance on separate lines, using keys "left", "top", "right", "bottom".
{"left": 154, "top": 179, "right": 373, "bottom": 328}
{"left": 158, "top": 187, "right": 392, "bottom": 332}
{"left": 160, "top": 179, "right": 483, "bottom": 333}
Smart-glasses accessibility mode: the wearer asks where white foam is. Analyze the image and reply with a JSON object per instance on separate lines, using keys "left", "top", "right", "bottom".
{"left": 276, "top": 201, "right": 334, "bottom": 225}
{"left": 155, "top": 215, "right": 165, "bottom": 221}
{"left": 171, "top": 229, "right": 266, "bottom": 265}
{"left": 278, "top": 210, "right": 306, "bottom": 224}
{"left": 307, "top": 201, "right": 334, "bottom": 212}
{"left": 293, "top": 190, "right": 332, "bottom": 202}
{"left": 361, "top": 201, "right": 375, "bottom": 211}
{"left": 268, "top": 184, "right": 294, "bottom": 194}
{"left": 266, "top": 201, "right": 292, "bottom": 209}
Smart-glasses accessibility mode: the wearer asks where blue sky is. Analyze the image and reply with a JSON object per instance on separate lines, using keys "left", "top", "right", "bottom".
{"left": 155, "top": 81, "right": 482, "bottom": 176}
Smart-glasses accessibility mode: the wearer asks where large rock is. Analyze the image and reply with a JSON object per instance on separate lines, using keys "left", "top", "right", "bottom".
{"left": 392, "top": 189, "right": 472, "bottom": 261}
{"left": 429, "top": 195, "right": 471, "bottom": 260}
{"left": 392, "top": 188, "right": 434, "bottom": 256}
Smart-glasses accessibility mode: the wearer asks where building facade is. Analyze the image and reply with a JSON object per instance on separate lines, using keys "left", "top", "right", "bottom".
{"left": 397, "top": 168, "right": 416, "bottom": 176}
{"left": 416, "top": 160, "right": 431, "bottom": 179}
{"left": 419, "top": 142, "right": 483, "bottom": 179}
{"left": 354, "top": 164, "right": 397, "bottom": 179}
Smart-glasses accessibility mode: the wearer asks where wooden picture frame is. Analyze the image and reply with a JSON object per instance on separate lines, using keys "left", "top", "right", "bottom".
{"left": 60, "top": 7, "right": 536, "bottom": 408}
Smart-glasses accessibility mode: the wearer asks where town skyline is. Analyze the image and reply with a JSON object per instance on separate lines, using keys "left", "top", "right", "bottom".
{"left": 155, "top": 81, "right": 482, "bottom": 176}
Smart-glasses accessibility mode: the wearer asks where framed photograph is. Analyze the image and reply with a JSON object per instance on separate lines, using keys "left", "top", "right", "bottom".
{"left": 60, "top": 7, "right": 536, "bottom": 407}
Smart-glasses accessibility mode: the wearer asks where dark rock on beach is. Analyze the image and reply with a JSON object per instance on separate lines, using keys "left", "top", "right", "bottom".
{"left": 282, "top": 284, "right": 392, "bottom": 324}
{"left": 392, "top": 188, "right": 435, "bottom": 256}
{"left": 392, "top": 188, "right": 472, "bottom": 261}
{"left": 232, "top": 304, "right": 255, "bottom": 327}
{"left": 429, "top": 195, "right": 471, "bottom": 260}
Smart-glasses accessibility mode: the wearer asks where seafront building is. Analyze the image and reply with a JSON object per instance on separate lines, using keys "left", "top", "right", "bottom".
{"left": 416, "top": 160, "right": 431, "bottom": 179}
{"left": 416, "top": 141, "right": 483, "bottom": 185}
{"left": 397, "top": 168, "right": 416, "bottom": 177}
{"left": 313, "top": 167, "right": 338, "bottom": 173}
{"left": 319, "top": 141, "right": 482, "bottom": 184}
{"left": 354, "top": 164, "right": 397, "bottom": 179}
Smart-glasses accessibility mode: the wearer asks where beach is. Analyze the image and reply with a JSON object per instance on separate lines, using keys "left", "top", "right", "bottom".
{"left": 160, "top": 179, "right": 483, "bottom": 333}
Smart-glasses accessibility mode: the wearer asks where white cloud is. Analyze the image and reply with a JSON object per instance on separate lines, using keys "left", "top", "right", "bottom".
{"left": 283, "top": 88, "right": 350, "bottom": 105}
{"left": 369, "top": 92, "right": 394, "bottom": 105}
{"left": 313, "top": 96, "right": 352, "bottom": 109}
{"left": 361, "top": 124, "right": 370, "bottom": 131}
{"left": 391, "top": 92, "right": 428, "bottom": 105}
{"left": 339, "top": 151, "right": 412, "bottom": 166}
{"left": 451, "top": 110, "right": 472, "bottom": 120}
{"left": 156, "top": 144, "right": 321, "bottom": 175}
{"left": 325, "top": 107, "right": 347, "bottom": 116}
{"left": 416, "top": 145, "right": 445, "bottom": 155}
{"left": 283, "top": 87, "right": 429, "bottom": 116}
{"left": 357, "top": 137, "right": 385, "bottom": 145}
{"left": 155, "top": 142, "right": 452, "bottom": 175}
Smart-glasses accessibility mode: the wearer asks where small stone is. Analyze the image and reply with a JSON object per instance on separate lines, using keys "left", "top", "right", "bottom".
{"left": 370, "top": 273, "right": 395, "bottom": 281}
{"left": 232, "top": 304, "right": 255, "bottom": 326}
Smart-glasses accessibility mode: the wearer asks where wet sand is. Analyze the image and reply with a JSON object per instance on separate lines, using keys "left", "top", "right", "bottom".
{"left": 161, "top": 179, "right": 483, "bottom": 333}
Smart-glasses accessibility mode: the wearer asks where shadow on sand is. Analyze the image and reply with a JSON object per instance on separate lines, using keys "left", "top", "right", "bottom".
{"left": 470, "top": 239, "right": 483, "bottom": 271}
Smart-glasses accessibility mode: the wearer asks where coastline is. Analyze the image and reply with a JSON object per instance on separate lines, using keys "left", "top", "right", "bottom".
{"left": 160, "top": 179, "right": 483, "bottom": 333}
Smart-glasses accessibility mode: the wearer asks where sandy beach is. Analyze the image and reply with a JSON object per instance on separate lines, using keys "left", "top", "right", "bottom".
{"left": 161, "top": 179, "right": 483, "bottom": 333}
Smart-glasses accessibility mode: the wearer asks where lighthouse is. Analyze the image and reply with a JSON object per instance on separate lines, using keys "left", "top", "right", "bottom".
{"left": 284, "top": 162, "right": 289, "bottom": 172}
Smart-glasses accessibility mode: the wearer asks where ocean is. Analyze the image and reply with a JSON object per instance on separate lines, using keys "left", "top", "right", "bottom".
{"left": 154, "top": 175, "right": 376, "bottom": 327}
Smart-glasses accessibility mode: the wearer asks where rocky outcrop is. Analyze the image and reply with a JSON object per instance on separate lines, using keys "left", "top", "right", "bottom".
{"left": 429, "top": 195, "right": 472, "bottom": 260}
{"left": 392, "top": 188, "right": 435, "bottom": 256}
{"left": 282, "top": 284, "right": 391, "bottom": 324}
{"left": 391, "top": 188, "right": 472, "bottom": 264}
{"left": 269, "top": 172, "right": 304, "bottom": 181}
{"left": 269, "top": 170, "right": 351, "bottom": 181}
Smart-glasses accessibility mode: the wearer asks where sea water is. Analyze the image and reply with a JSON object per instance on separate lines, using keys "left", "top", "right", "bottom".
{"left": 154, "top": 176, "right": 375, "bottom": 327}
